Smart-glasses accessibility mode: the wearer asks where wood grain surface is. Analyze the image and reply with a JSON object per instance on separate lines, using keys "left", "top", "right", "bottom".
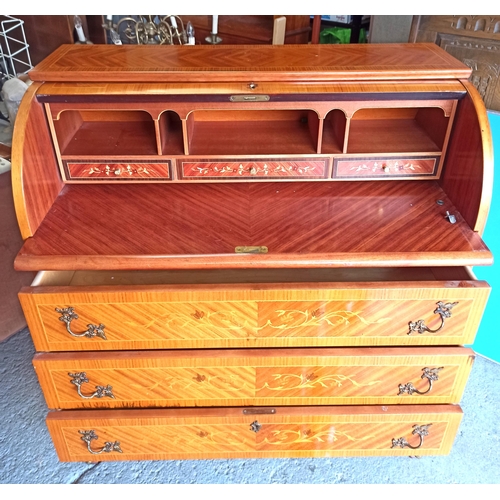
{"left": 11, "top": 83, "right": 64, "bottom": 239}
{"left": 14, "top": 181, "right": 492, "bottom": 271}
{"left": 29, "top": 44, "right": 471, "bottom": 83}
{"left": 46, "top": 405, "right": 463, "bottom": 461}
{"left": 19, "top": 270, "right": 489, "bottom": 351}
{"left": 33, "top": 347, "right": 473, "bottom": 409}
{"left": 43, "top": 96, "right": 457, "bottom": 160}
{"left": 36, "top": 80, "right": 468, "bottom": 98}
{"left": 439, "top": 80, "right": 493, "bottom": 235}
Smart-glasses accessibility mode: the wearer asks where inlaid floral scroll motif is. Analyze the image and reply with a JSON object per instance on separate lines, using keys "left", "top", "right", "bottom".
{"left": 258, "top": 307, "right": 389, "bottom": 331}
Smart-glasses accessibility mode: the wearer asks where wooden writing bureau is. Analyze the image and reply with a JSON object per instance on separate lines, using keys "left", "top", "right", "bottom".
{"left": 12, "top": 43, "right": 493, "bottom": 462}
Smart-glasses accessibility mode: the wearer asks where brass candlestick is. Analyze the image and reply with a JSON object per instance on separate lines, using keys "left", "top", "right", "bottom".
{"left": 205, "top": 32, "right": 222, "bottom": 44}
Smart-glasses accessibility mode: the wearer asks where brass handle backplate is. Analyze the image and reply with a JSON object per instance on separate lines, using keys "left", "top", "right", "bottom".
{"left": 243, "top": 408, "right": 276, "bottom": 415}
{"left": 408, "top": 301, "right": 458, "bottom": 335}
{"left": 391, "top": 424, "right": 432, "bottom": 450}
{"left": 398, "top": 367, "right": 444, "bottom": 396}
{"left": 56, "top": 307, "right": 107, "bottom": 340}
{"left": 79, "top": 430, "right": 122, "bottom": 455}
{"left": 230, "top": 94, "right": 269, "bottom": 102}
{"left": 235, "top": 246, "right": 268, "bottom": 254}
{"left": 69, "top": 372, "right": 115, "bottom": 400}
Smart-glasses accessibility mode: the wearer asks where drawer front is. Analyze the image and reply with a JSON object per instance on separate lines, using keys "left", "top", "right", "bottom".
{"left": 46, "top": 405, "right": 463, "bottom": 461}
{"left": 33, "top": 347, "right": 474, "bottom": 409}
{"left": 333, "top": 156, "right": 438, "bottom": 179}
{"left": 19, "top": 282, "right": 490, "bottom": 351}
{"left": 63, "top": 161, "right": 172, "bottom": 181}
{"left": 179, "top": 158, "right": 329, "bottom": 180}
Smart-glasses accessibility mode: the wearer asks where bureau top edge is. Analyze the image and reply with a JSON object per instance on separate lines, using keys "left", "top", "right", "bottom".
{"left": 28, "top": 43, "right": 472, "bottom": 84}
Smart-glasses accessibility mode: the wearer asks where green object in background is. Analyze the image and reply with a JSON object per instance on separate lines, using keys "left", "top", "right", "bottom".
{"left": 319, "top": 27, "right": 366, "bottom": 44}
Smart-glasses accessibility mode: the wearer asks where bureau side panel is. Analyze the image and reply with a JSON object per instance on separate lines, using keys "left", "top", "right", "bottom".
{"left": 439, "top": 80, "right": 493, "bottom": 235}
{"left": 11, "top": 83, "right": 64, "bottom": 239}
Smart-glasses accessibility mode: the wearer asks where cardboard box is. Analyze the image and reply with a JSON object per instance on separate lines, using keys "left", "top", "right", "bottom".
{"left": 321, "top": 15, "right": 352, "bottom": 24}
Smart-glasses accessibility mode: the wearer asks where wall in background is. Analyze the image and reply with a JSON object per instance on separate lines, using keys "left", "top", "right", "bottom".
{"left": 368, "top": 15, "right": 413, "bottom": 43}
{"left": 473, "top": 111, "right": 500, "bottom": 363}
{"left": 409, "top": 15, "right": 500, "bottom": 112}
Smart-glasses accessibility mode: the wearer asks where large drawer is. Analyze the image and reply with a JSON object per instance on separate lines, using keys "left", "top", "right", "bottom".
{"left": 19, "top": 268, "right": 490, "bottom": 351}
{"left": 33, "top": 347, "right": 474, "bottom": 409}
{"left": 46, "top": 405, "right": 463, "bottom": 462}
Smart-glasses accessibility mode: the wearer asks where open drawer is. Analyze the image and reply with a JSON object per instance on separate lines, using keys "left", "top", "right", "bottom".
{"left": 46, "top": 405, "right": 464, "bottom": 462}
{"left": 19, "top": 267, "right": 489, "bottom": 351}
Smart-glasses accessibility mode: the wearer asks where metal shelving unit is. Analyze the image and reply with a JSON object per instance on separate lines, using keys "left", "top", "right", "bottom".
{"left": 0, "top": 15, "right": 32, "bottom": 79}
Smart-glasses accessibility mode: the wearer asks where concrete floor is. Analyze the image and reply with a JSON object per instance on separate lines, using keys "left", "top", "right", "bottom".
{"left": 1, "top": 327, "right": 500, "bottom": 484}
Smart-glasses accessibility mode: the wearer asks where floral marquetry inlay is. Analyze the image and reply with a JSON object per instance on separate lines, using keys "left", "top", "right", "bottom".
{"left": 350, "top": 162, "right": 424, "bottom": 173}
{"left": 262, "top": 427, "right": 376, "bottom": 446}
{"left": 335, "top": 157, "right": 437, "bottom": 178}
{"left": 258, "top": 308, "right": 390, "bottom": 331}
{"left": 181, "top": 160, "right": 328, "bottom": 179}
{"left": 124, "top": 307, "right": 252, "bottom": 332}
{"left": 264, "top": 428, "right": 336, "bottom": 445}
{"left": 258, "top": 372, "right": 381, "bottom": 392}
{"left": 65, "top": 162, "right": 171, "bottom": 180}
{"left": 193, "top": 163, "right": 318, "bottom": 176}
{"left": 88, "top": 165, "right": 150, "bottom": 176}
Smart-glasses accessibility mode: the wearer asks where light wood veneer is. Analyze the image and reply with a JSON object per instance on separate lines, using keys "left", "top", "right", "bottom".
{"left": 46, "top": 405, "right": 463, "bottom": 461}
{"left": 20, "top": 268, "right": 489, "bottom": 351}
{"left": 34, "top": 347, "right": 473, "bottom": 409}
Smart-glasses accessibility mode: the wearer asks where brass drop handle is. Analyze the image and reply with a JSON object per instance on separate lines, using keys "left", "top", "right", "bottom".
{"left": 79, "top": 430, "right": 123, "bottom": 455}
{"left": 408, "top": 301, "right": 458, "bottom": 335}
{"left": 56, "top": 307, "right": 107, "bottom": 340}
{"left": 398, "top": 367, "right": 443, "bottom": 395}
{"left": 69, "top": 372, "right": 115, "bottom": 400}
{"left": 391, "top": 424, "right": 432, "bottom": 450}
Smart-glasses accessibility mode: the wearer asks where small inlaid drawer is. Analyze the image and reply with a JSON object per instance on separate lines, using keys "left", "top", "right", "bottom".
{"left": 33, "top": 347, "right": 474, "bottom": 409}
{"left": 179, "top": 158, "right": 329, "bottom": 180}
{"left": 46, "top": 405, "right": 463, "bottom": 462}
{"left": 63, "top": 161, "right": 172, "bottom": 181}
{"left": 333, "top": 156, "right": 439, "bottom": 180}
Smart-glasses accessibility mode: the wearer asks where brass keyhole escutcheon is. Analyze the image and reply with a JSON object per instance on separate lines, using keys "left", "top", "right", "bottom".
{"left": 235, "top": 246, "right": 268, "bottom": 254}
